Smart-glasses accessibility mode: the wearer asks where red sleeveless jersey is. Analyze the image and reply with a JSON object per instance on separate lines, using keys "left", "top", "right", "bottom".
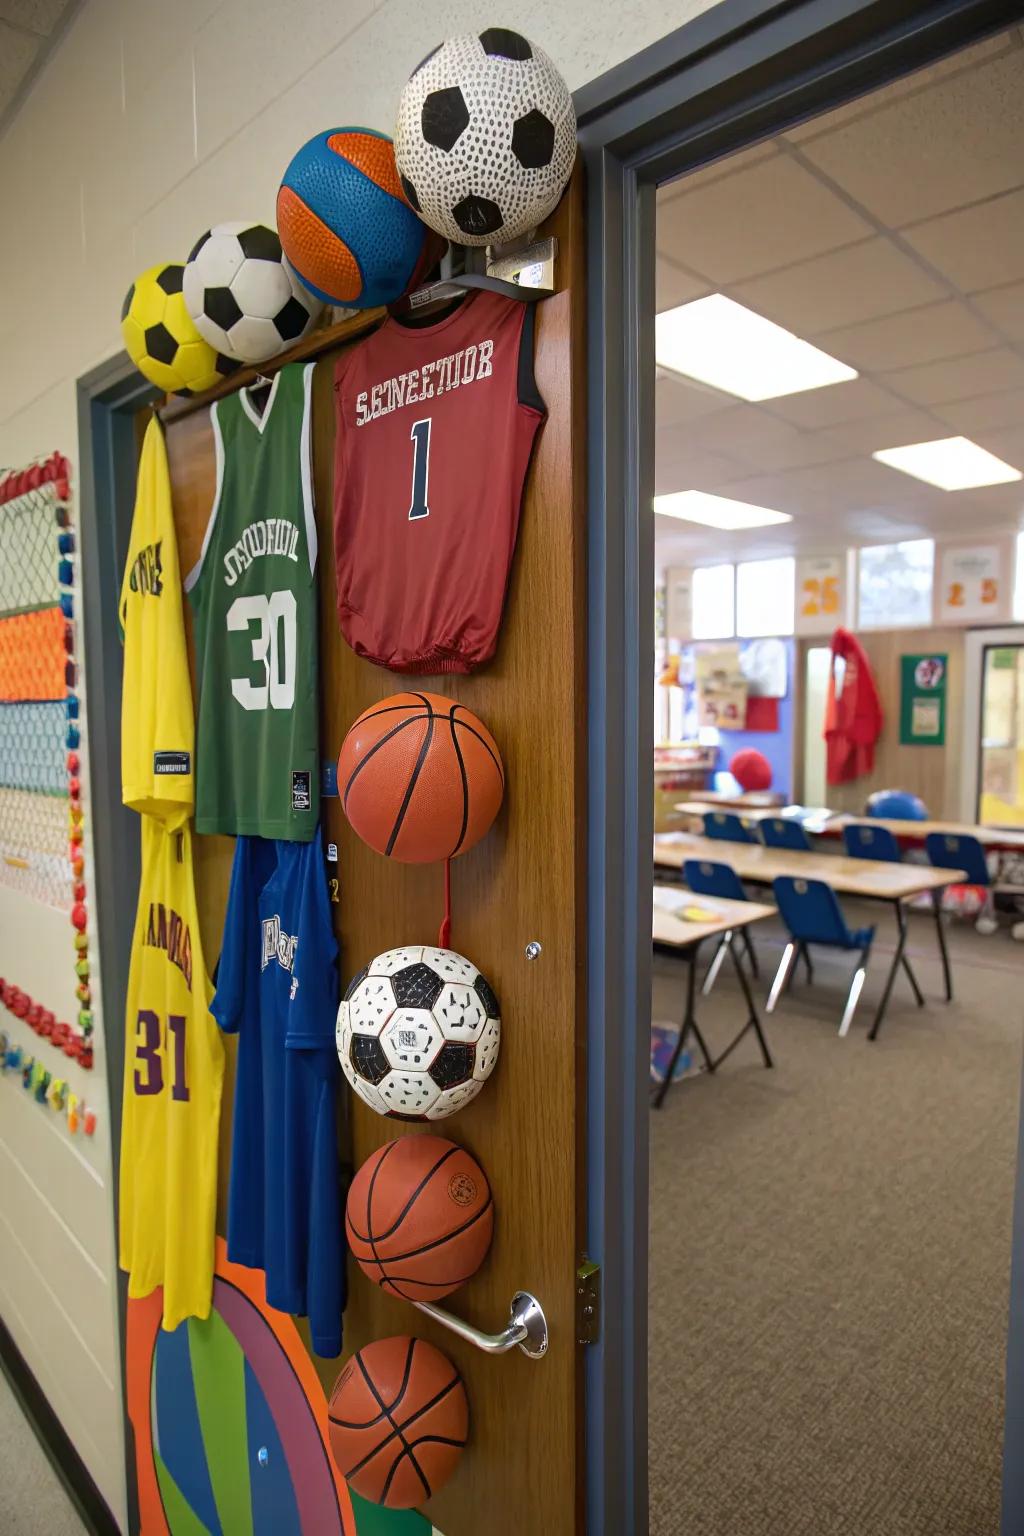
{"left": 332, "top": 291, "right": 545, "bottom": 674}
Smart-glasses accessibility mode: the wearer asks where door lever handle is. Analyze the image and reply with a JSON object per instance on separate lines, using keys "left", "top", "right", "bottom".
{"left": 412, "top": 1289, "right": 548, "bottom": 1359}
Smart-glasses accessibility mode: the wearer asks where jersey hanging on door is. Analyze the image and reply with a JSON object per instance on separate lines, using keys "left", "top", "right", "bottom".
{"left": 212, "top": 831, "right": 345, "bottom": 1357}
{"left": 333, "top": 291, "right": 546, "bottom": 674}
{"left": 119, "top": 818, "right": 225, "bottom": 1330}
{"left": 185, "top": 362, "right": 319, "bottom": 840}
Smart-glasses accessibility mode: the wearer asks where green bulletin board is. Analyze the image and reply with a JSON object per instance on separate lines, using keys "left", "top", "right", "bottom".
{"left": 900, "top": 654, "right": 947, "bottom": 745}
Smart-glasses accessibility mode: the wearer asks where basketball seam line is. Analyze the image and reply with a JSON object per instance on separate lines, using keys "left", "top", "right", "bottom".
{"left": 364, "top": 1140, "right": 401, "bottom": 1276}
{"left": 449, "top": 707, "right": 470, "bottom": 856}
{"left": 359, "top": 1143, "right": 464, "bottom": 1244}
{"left": 450, "top": 702, "right": 505, "bottom": 786}
{"left": 355, "top": 700, "right": 445, "bottom": 727}
{"left": 342, "top": 713, "right": 422, "bottom": 812}
{"left": 351, "top": 1343, "right": 432, "bottom": 1503}
{"left": 385, "top": 702, "right": 434, "bottom": 856}
{"left": 356, "top": 1189, "right": 494, "bottom": 1265}
{"left": 330, "top": 1373, "right": 461, "bottom": 1462}
{"left": 381, "top": 1265, "right": 488, "bottom": 1301}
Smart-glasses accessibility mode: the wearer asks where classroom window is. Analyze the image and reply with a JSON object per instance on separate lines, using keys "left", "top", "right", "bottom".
{"left": 857, "top": 539, "right": 934, "bottom": 629}
{"left": 736, "top": 557, "right": 795, "bottom": 637}
{"left": 691, "top": 564, "right": 735, "bottom": 639}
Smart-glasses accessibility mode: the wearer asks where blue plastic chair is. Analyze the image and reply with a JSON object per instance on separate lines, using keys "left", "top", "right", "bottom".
{"left": 925, "top": 832, "right": 990, "bottom": 887}
{"left": 767, "top": 876, "right": 875, "bottom": 1036}
{"left": 684, "top": 858, "right": 758, "bottom": 992}
{"left": 702, "top": 811, "right": 756, "bottom": 845}
{"left": 760, "top": 817, "right": 812, "bottom": 852}
{"left": 843, "top": 823, "right": 902, "bottom": 863}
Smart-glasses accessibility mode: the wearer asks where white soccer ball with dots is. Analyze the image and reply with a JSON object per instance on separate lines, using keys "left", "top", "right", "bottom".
{"left": 336, "top": 946, "right": 500, "bottom": 1120}
{"left": 183, "top": 221, "right": 323, "bottom": 365}
{"left": 394, "top": 28, "right": 577, "bottom": 247}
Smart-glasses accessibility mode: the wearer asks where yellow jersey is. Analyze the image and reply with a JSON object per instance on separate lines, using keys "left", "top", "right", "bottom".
{"left": 119, "top": 416, "right": 194, "bottom": 827}
{"left": 119, "top": 817, "right": 224, "bottom": 1330}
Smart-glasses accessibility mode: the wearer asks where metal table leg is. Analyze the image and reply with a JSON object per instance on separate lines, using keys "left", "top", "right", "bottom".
{"left": 653, "top": 940, "right": 715, "bottom": 1109}
{"left": 710, "top": 932, "right": 773, "bottom": 1070}
{"left": 933, "top": 886, "right": 953, "bottom": 1001}
{"left": 868, "top": 900, "right": 919, "bottom": 1041}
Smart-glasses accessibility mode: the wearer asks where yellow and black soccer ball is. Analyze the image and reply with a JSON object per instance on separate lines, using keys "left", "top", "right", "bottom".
{"left": 121, "top": 262, "right": 240, "bottom": 396}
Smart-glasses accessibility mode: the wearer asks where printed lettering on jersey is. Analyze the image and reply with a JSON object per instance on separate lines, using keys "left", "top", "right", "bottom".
{"left": 154, "top": 751, "right": 191, "bottom": 776}
{"left": 128, "top": 539, "right": 164, "bottom": 597}
{"left": 354, "top": 337, "right": 495, "bottom": 426}
{"left": 223, "top": 517, "right": 300, "bottom": 587}
{"left": 261, "top": 913, "right": 298, "bottom": 975}
{"left": 144, "top": 902, "right": 193, "bottom": 992}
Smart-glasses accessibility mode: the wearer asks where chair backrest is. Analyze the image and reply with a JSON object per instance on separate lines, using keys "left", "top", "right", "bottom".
{"left": 925, "top": 831, "right": 990, "bottom": 886}
{"left": 760, "top": 816, "right": 812, "bottom": 852}
{"left": 843, "top": 822, "right": 902, "bottom": 863}
{"left": 772, "top": 875, "right": 858, "bottom": 948}
{"left": 683, "top": 859, "right": 747, "bottom": 902}
{"left": 702, "top": 810, "right": 755, "bottom": 844}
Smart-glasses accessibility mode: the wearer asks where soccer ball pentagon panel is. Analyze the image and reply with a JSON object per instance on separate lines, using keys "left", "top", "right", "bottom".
{"left": 121, "top": 262, "right": 239, "bottom": 396}
{"left": 336, "top": 946, "right": 500, "bottom": 1120}
{"left": 183, "top": 221, "right": 323, "bottom": 365}
{"left": 394, "top": 29, "right": 576, "bottom": 246}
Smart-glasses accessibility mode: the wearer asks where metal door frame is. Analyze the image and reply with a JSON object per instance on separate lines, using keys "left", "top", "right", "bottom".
{"left": 576, "top": 0, "right": 1023, "bottom": 1529}
{"left": 961, "top": 625, "right": 1024, "bottom": 823}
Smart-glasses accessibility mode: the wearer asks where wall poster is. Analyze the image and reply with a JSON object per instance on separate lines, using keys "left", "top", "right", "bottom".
{"left": 899, "top": 653, "right": 947, "bottom": 745}
{"left": 937, "top": 541, "right": 1011, "bottom": 624}
{"left": 795, "top": 554, "right": 844, "bottom": 636}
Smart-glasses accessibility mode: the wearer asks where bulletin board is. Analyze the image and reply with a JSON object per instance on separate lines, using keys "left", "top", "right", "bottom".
{"left": 156, "top": 175, "right": 586, "bottom": 1536}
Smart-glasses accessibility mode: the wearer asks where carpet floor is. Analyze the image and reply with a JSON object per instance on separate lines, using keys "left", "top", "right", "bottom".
{"left": 0, "top": 1371, "right": 87, "bottom": 1535}
{"left": 649, "top": 902, "right": 1023, "bottom": 1536}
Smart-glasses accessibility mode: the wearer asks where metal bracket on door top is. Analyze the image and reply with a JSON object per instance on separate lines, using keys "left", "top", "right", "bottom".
{"left": 412, "top": 1290, "right": 548, "bottom": 1359}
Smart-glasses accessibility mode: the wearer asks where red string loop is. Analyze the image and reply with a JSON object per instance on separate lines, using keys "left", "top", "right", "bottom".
{"left": 438, "top": 858, "right": 452, "bottom": 949}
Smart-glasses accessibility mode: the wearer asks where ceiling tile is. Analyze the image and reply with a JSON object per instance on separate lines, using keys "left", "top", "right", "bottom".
{"left": 820, "top": 409, "right": 950, "bottom": 456}
{"left": 655, "top": 156, "right": 870, "bottom": 284}
{"left": 654, "top": 256, "right": 709, "bottom": 314}
{"left": 654, "top": 443, "right": 747, "bottom": 495}
{"left": 969, "top": 422, "right": 1024, "bottom": 472}
{"left": 795, "top": 52, "right": 1024, "bottom": 227}
{"left": 762, "top": 377, "right": 906, "bottom": 430}
{"left": 815, "top": 299, "right": 996, "bottom": 372}
{"left": 902, "top": 188, "right": 1024, "bottom": 292}
{"left": 733, "top": 237, "right": 945, "bottom": 334}
{"left": 933, "top": 387, "right": 1024, "bottom": 435}
{"left": 655, "top": 373, "right": 734, "bottom": 428}
{"left": 880, "top": 347, "right": 1024, "bottom": 407}
{"left": 0, "top": 21, "right": 37, "bottom": 104}
{"left": 657, "top": 140, "right": 778, "bottom": 201}
{"left": 0, "top": 1, "right": 75, "bottom": 36}
{"left": 782, "top": 32, "right": 1013, "bottom": 143}
{"left": 972, "top": 280, "right": 1024, "bottom": 343}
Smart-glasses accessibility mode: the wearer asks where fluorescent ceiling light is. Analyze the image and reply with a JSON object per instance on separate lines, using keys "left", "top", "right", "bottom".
{"left": 654, "top": 491, "right": 793, "bottom": 530}
{"left": 872, "top": 436, "right": 1022, "bottom": 490}
{"left": 655, "top": 293, "right": 858, "bottom": 401}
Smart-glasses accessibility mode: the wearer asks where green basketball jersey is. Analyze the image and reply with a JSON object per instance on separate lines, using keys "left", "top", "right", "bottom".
{"left": 185, "top": 362, "right": 319, "bottom": 840}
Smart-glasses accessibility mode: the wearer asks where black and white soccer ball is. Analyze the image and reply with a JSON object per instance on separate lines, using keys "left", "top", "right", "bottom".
{"left": 183, "top": 221, "right": 323, "bottom": 364}
{"left": 336, "top": 946, "right": 500, "bottom": 1120}
{"left": 394, "top": 29, "right": 576, "bottom": 247}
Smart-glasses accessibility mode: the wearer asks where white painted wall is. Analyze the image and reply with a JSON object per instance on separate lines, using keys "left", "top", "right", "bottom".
{"left": 0, "top": 0, "right": 721, "bottom": 1526}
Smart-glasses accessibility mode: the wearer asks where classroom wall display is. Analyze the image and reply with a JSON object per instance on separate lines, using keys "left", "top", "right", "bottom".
{"left": 0, "top": 454, "right": 93, "bottom": 1068}
{"left": 900, "top": 653, "right": 947, "bottom": 746}
{"left": 936, "top": 540, "right": 1013, "bottom": 625}
{"left": 665, "top": 566, "right": 693, "bottom": 640}
{"left": 795, "top": 554, "right": 845, "bottom": 636}
{"left": 695, "top": 644, "right": 747, "bottom": 728}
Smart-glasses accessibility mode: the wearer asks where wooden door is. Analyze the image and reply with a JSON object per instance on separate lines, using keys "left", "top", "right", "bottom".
{"left": 161, "top": 178, "right": 586, "bottom": 1536}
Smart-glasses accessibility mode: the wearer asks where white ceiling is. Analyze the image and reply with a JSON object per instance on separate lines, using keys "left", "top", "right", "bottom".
{"left": 654, "top": 28, "right": 1024, "bottom": 567}
{"left": 0, "top": 1, "right": 80, "bottom": 139}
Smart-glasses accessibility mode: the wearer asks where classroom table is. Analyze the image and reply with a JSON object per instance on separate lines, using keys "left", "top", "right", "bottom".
{"left": 652, "top": 888, "right": 776, "bottom": 1106}
{"left": 654, "top": 834, "right": 967, "bottom": 1040}
{"left": 678, "top": 790, "right": 786, "bottom": 809}
{"left": 674, "top": 799, "right": 1024, "bottom": 851}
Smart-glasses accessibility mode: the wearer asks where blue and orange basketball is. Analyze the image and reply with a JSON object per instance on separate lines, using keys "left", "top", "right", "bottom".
{"left": 277, "top": 128, "right": 428, "bottom": 308}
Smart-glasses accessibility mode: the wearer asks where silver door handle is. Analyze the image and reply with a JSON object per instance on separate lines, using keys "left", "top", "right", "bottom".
{"left": 412, "top": 1290, "right": 548, "bottom": 1359}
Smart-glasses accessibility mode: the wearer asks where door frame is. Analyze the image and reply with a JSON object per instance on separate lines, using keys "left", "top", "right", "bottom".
{"left": 961, "top": 625, "right": 1024, "bottom": 823}
{"left": 576, "top": 0, "right": 1021, "bottom": 1529}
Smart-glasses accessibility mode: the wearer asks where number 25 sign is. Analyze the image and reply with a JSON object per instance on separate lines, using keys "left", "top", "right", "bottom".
{"left": 938, "top": 545, "right": 1006, "bottom": 623}
{"left": 796, "top": 556, "right": 844, "bottom": 635}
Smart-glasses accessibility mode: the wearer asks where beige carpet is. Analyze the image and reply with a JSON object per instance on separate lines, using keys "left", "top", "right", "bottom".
{"left": 649, "top": 904, "right": 1022, "bottom": 1536}
{"left": 0, "top": 1371, "right": 87, "bottom": 1535}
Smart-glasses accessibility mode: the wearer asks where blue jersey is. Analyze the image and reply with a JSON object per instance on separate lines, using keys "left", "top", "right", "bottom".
{"left": 212, "top": 832, "right": 345, "bottom": 1356}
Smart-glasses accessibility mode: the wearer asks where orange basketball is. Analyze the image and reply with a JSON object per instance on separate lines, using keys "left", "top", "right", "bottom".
{"left": 328, "top": 1336, "right": 468, "bottom": 1507}
{"left": 338, "top": 692, "right": 504, "bottom": 863}
{"left": 346, "top": 1136, "right": 494, "bottom": 1302}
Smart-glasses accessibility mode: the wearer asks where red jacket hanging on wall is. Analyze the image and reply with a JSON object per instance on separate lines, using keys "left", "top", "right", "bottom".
{"left": 825, "top": 627, "right": 883, "bottom": 785}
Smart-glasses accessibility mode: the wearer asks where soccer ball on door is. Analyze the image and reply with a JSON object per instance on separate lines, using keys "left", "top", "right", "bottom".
{"left": 336, "top": 946, "right": 500, "bottom": 1120}
{"left": 394, "top": 28, "right": 576, "bottom": 247}
{"left": 183, "top": 222, "right": 323, "bottom": 365}
{"left": 121, "top": 262, "right": 239, "bottom": 396}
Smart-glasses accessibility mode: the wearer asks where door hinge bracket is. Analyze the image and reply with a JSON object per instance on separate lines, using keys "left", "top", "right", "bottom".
{"left": 576, "top": 1259, "right": 600, "bottom": 1345}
